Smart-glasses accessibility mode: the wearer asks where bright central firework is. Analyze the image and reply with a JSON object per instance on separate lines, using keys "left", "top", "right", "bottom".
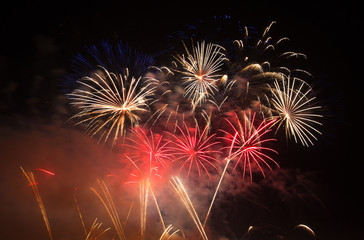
{"left": 165, "top": 122, "right": 221, "bottom": 179}
{"left": 173, "top": 41, "right": 227, "bottom": 106}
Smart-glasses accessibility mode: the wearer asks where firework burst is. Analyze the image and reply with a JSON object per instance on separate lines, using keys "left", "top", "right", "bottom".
{"left": 221, "top": 111, "right": 278, "bottom": 181}
{"left": 125, "top": 127, "right": 172, "bottom": 170}
{"left": 173, "top": 41, "right": 227, "bottom": 106}
{"left": 165, "top": 122, "right": 221, "bottom": 179}
{"left": 270, "top": 76, "right": 323, "bottom": 147}
{"left": 67, "top": 66, "right": 155, "bottom": 146}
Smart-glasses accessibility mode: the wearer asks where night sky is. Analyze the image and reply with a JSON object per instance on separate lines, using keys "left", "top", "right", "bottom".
{"left": 0, "top": 1, "right": 362, "bottom": 239}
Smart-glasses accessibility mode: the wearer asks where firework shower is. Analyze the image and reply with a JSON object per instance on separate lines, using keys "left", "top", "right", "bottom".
{"left": 0, "top": 3, "right": 360, "bottom": 240}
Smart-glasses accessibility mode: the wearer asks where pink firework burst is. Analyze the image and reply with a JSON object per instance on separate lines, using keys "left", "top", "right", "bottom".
{"left": 166, "top": 122, "right": 221, "bottom": 179}
{"left": 221, "top": 110, "right": 279, "bottom": 182}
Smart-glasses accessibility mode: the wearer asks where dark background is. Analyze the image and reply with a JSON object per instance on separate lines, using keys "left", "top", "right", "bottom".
{"left": 1, "top": 0, "right": 362, "bottom": 239}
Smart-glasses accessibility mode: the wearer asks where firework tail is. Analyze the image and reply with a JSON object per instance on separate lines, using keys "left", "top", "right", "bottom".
{"left": 170, "top": 177, "right": 208, "bottom": 240}
{"left": 73, "top": 188, "right": 88, "bottom": 236}
{"left": 20, "top": 167, "right": 53, "bottom": 240}
{"left": 150, "top": 185, "right": 166, "bottom": 231}
{"left": 90, "top": 179, "right": 127, "bottom": 240}
{"left": 123, "top": 201, "right": 134, "bottom": 230}
{"left": 139, "top": 178, "right": 149, "bottom": 240}
{"left": 203, "top": 132, "right": 238, "bottom": 228}
{"left": 85, "top": 218, "right": 110, "bottom": 240}
{"left": 159, "top": 225, "right": 180, "bottom": 240}
{"left": 139, "top": 178, "right": 169, "bottom": 239}
{"left": 125, "top": 154, "right": 167, "bottom": 238}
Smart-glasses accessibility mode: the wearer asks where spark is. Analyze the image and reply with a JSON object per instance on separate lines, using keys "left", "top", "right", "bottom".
{"left": 174, "top": 41, "right": 226, "bottom": 105}
{"left": 67, "top": 66, "right": 155, "bottom": 146}
{"left": 296, "top": 224, "right": 316, "bottom": 238}
{"left": 85, "top": 218, "right": 110, "bottom": 240}
{"left": 270, "top": 76, "right": 323, "bottom": 147}
{"left": 35, "top": 168, "right": 55, "bottom": 176}
{"left": 158, "top": 224, "right": 180, "bottom": 240}
{"left": 165, "top": 122, "right": 221, "bottom": 179}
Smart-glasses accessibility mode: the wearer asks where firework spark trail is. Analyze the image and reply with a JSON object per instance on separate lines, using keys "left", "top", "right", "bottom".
{"left": 35, "top": 168, "right": 55, "bottom": 176}
{"left": 85, "top": 218, "right": 110, "bottom": 240}
{"left": 125, "top": 155, "right": 167, "bottom": 238}
{"left": 170, "top": 177, "right": 208, "bottom": 240}
{"left": 174, "top": 41, "right": 227, "bottom": 106}
{"left": 203, "top": 132, "right": 238, "bottom": 228}
{"left": 73, "top": 188, "right": 88, "bottom": 236}
{"left": 158, "top": 224, "right": 180, "bottom": 240}
{"left": 139, "top": 178, "right": 149, "bottom": 240}
{"left": 90, "top": 179, "right": 127, "bottom": 240}
{"left": 20, "top": 167, "right": 53, "bottom": 240}
{"left": 165, "top": 122, "right": 221, "bottom": 179}
{"left": 270, "top": 76, "right": 323, "bottom": 147}
{"left": 67, "top": 66, "right": 155, "bottom": 146}
{"left": 150, "top": 186, "right": 166, "bottom": 231}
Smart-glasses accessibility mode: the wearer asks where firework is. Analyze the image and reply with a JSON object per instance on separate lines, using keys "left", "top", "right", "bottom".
{"left": 124, "top": 154, "right": 167, "bottom": 238}
{"left": 19, "top": 19, "right": 325, "bottom": 239}
{"left": 170, "top": 177, "right": 208, "bottom": 240}
{"left": 73, "top": 188, "right": 88, "bottom": 236}
{"left": 21, "top": 167, "right": 53, "bottom": 240}
{"left": 269, "top": 76, "right": 323, "bottom": 147}
{"left": 90, "top": 179, "right": 127, "bottom": 240}
{"left": 63, "top": 40, "right": 155, "bottom": 92}
{"left": 123, "top": 129, "right": 170, "bottom": 235}
{"left": 203, "top": 132, "right": 239, "bottom": 227}
{"left": 158, "top": 224, "right": 180, "bottom": 240}
{"left": 125, "top": 126, "right": 172, "bottom": 170}
{"left": 165, "top": 122, "right": 221, "bottom": 179}
{"left": 221, "top": 111, "right": 278, "bottom": 181}
{"left": 67, "top": 66, "right": 155, "bottom": 146}
{"left": 173, "top": 41, "right": 227, "bottom": 106}
{"left": 203, "top": 111, "right": 278, "bottom": 226}
{"left": 85, "top": 219, "right": 110, "bottom": 240}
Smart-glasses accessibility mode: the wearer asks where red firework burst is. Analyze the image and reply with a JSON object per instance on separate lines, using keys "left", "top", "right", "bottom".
{"left": 220, "top": 111, "right": 278, "bottom": 182}
{"left": 165, "top": 122, "right": 221, "bottom": 179}
{"left": 123, "top": 126, "right": 172, "bottom": 183}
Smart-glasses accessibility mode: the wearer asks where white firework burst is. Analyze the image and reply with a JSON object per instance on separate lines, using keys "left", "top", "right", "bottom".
{"left": 270, "top": 76, "right": 323, "bottom": 147}
{"left": 174, "top": 41, "right": 227, "bottom": 106}
{"left": 67, "top": 66, "right": 155, "bottom": 145}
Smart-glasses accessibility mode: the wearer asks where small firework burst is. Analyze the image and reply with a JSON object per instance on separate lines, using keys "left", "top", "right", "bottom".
{"left": 270, "top": 76, "right": 323, "bottom": 147}
{"left": 173, "top": 41, "right": 227, "bottom": 106}
{"left": 67, "top": 66, "right": 155, "bottom": 146}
